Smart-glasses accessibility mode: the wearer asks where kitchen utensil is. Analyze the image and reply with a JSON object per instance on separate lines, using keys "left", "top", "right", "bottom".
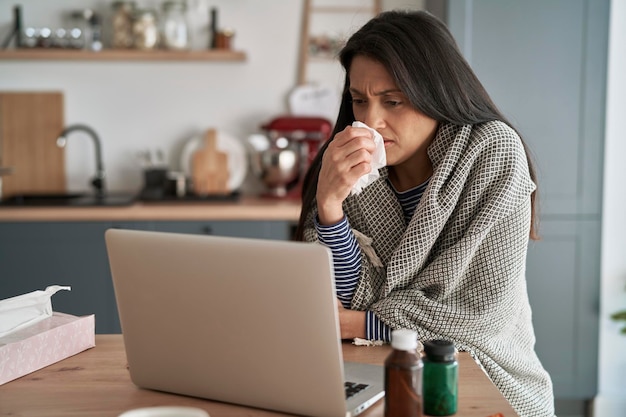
{"left": 191, "top": 129, "right": 229, "bottom": 195}
{"left": 180, "top": 130, "right": 247, "bottom": 192}
{"left": 0, "top": 92, "right": 65, "bottom": 197}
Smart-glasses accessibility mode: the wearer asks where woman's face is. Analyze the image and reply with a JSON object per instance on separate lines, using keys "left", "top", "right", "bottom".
{"left": 348, "top": 55, "right": 439, "bottom": 168}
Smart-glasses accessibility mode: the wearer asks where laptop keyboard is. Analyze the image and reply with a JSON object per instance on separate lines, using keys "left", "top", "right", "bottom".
{"left": 345, "top": 381, "right": 369, "bottom": 399}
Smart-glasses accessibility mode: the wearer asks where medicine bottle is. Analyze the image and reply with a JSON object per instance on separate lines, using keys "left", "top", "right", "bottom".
{"left": 384, "top": 329, "right": 423, "bottom": 417}
{"left": 422, "top": 339, "right": 458, "bottom": 416}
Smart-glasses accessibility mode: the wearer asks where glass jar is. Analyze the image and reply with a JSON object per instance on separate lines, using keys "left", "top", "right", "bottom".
{"left": 160, "top": 0, "right": 190, "bottom": 50}
{"left": 215, "top": 28, "right": 235, "bottom": 50}
{"left": 111, "top": 1, "right": 136, "bottom": 49}
{"left": 132, "top": 9, "right": 159, "bottom": 50}
{"left": 68, "top": 10, "right": 88, "bottom": 49}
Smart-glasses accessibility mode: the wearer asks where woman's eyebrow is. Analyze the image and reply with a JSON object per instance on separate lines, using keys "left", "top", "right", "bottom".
{"left": 348, "top": 87, "right": 402, "bottom": 96}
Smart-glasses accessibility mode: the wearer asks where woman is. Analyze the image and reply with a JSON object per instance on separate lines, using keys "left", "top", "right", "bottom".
{"left": 295, "top": 10, "right": 555, "bottom": 417}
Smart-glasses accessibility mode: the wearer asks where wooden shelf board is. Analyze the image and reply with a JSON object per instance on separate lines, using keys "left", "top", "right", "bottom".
{"left": 0, "top": 49, "right": 247, "bottom": 62}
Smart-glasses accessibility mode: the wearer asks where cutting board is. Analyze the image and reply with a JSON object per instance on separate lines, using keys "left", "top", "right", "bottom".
{"left": 0, "top": 92, "right": 65, "bottom": 197}
{"left": 191, "top": 129, "right": 229, "bottom": 195}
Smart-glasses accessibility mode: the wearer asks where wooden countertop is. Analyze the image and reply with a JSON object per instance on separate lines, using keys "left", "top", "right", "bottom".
{"left": 0, "top": 197, "right": 302, "bottom": 222}
{"left": 0, "top": 334, "right": 518, "bottom": 417}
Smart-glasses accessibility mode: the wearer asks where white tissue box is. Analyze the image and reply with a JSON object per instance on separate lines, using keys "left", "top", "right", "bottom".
{"left": 0, "top": 312, "right": 95, "bottom": 385}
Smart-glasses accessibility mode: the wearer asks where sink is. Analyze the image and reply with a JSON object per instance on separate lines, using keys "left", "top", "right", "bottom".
{"left": 0, "top": 192, "right": 137, "bottom": 207}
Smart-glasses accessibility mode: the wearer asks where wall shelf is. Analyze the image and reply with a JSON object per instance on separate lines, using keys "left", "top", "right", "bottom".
{"left": 0, "top": 49, "right": 247, "bottom": 62}
{"left": 297, "top": 0, "right": 381, "bottom": 85}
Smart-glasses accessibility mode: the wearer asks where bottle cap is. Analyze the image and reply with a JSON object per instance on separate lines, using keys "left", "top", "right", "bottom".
{"left": 391, "top": 329, "right": 418, "bottom": 351}
{"left": 423, "top": 339, "right": 456, "bottom": 362}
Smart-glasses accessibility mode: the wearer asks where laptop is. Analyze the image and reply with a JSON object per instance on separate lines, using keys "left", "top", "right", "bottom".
{"left": 105, "top": 228, "right": 384, "bottom": 417}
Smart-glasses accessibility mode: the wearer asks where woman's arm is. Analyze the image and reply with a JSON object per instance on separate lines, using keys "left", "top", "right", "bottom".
{"left": 316, "top": 216, "right": 392, "bottom": 341}
{"left": 316, "top": 216, "right": 361, "bottom": 308}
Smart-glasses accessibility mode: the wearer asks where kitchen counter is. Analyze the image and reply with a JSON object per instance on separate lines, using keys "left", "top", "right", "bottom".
{"left": 0, "top": 196, "right": 302, "bottom": 222}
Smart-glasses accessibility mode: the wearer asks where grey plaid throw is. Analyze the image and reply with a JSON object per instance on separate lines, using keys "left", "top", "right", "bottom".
{"left": 303, "top": 121, "right": 555, "bottom": 417}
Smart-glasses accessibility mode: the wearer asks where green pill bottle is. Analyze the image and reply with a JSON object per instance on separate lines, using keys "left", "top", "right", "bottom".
{"left": 422, "top": 339, "right": 458, "bottom": 416}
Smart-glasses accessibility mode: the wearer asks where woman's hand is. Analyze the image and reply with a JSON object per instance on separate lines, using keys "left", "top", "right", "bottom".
{"left": 336, "top": 299, "right": 366, "bottom": 340}
{"left": 317, "top": 126, "right": 377, "bottom": 225}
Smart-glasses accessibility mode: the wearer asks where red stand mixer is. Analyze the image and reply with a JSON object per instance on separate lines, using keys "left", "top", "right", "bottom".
{"left": 251, "top": 116, "right": 333, "bottom": 199}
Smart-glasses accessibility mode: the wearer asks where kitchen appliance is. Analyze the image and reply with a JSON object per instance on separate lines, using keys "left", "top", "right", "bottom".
{"left": 250, "top": 116, "right": 332, "bottom": 199}
{"left": 249, "top": 137, "right": 299, "bottom": 198}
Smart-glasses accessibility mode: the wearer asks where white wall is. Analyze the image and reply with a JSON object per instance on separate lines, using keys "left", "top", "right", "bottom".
{"left": 0, "top": 0, "right": 424, "bottom": 195}
{"left": 0, "top": 0, "right": 312, "bottom": 194}
{"left": 595, "top": 0, "right": 626, "bottom": 415}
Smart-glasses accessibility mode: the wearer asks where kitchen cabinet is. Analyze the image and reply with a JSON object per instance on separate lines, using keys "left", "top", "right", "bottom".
{"left": 526, "top": 219, "right": 601, "bottom": 400}
{"left": 144, "top": 220, "right": 291, "bottom": 240}
{"left": 0, "top": 220, "right": 292, "bottom": 334}
{"left": 448, "top": 0, "right": 609, "bottom": 410}
{"left": 0, "top": 222, "right": 118, "bottom": 333}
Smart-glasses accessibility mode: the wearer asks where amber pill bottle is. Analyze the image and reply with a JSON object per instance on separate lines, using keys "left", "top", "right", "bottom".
{"left": 384, "top": 329, "right": 423, "bottom": 417}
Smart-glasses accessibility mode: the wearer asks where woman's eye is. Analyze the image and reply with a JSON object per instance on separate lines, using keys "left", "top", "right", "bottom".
{"left": 351, "top": 97, "right": 366, "bottom": 105}
{"left": 386, "top": 100, "right": 402, "bottom": 107}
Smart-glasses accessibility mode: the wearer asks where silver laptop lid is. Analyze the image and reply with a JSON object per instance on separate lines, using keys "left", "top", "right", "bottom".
{"left": 105, "top": 228, "right": 351, "bottom": 417}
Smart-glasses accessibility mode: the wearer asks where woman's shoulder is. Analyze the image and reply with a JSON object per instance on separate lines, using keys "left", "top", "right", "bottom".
{"left": 463, "top": 121, "right": 528, "bottom": 165}
{"left": 471, "top": 120, "right": 521, "bottom": 147}
{"left": 466, "top": 121, "right": 534, "bottom": 188}
{"left": 435, "top": 120, "right": 521, "bottom": 150}
{"left": 430, "top": 120, "right": 528, "bottom": 170}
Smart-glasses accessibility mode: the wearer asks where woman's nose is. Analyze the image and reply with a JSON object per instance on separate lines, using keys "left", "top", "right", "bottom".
{"left": 362, "top": 105, "right": 385, "bottom": 130}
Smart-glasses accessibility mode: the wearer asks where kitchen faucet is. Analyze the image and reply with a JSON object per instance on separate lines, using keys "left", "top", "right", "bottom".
{"left": 56, "top": 124, "right": 106, "bottom": 197}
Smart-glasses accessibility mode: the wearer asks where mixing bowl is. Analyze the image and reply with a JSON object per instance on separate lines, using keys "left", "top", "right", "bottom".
{"left": 249, "top": 136, "right": 300, "bottom": 197}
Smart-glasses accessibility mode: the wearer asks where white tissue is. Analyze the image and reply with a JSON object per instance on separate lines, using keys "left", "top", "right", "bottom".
{"left": 0, "top": 285, "right": 71, "bottom": 338}
{"left": 351, "top": 121, "right": 387, "bottom": 195}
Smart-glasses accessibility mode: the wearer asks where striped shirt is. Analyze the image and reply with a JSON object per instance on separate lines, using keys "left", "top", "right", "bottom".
{"left": 316, "top": 178, "right": 430, "bottom": 341}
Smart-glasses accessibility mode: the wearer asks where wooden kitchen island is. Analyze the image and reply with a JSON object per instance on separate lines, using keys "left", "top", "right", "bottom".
{"left": 0, "top": 335, "right": 519, "bottom": 417}
{"left": 0, "top": 197, "right": 302, "bottom": 334}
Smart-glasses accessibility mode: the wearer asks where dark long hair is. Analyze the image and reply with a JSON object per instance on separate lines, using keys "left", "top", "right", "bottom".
{"left": 294, "top": 10, "right": 539, "bottom": 240}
